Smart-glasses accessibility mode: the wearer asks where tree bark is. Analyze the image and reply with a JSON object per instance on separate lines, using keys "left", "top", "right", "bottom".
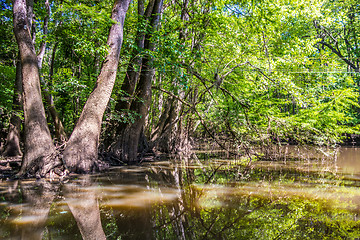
{"left": 103, "top": 0, "right": 153, "bottom": 148}
{"left": 3, "top": 59, "right": 23, "bottom": 157}
{"left": 116, "top": 0, "right": 164, "bottom": 163}
{"left": 13, "top": 0, "right": 56, "bottom": 177}
{"left": 62, "top": 0, "right": 131, "bottom": 173}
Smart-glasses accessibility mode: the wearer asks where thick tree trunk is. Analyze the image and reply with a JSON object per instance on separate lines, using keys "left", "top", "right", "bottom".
{"left": 119, "top": 59, "right": 154, "bottom": 162}
{"left": 3, "top": 60, "right": 23, "bottom": 157}
{"left": 115, "top": 0, "right": 163, "bottom": 163}
{"left": 13, "top": 0, "right": 56, "bottom": 177}
{"left": 103, "top": 0, "right": 152, "bottom": 148}
{"left": 62, "top": 0, "right": 131, "bottom": 173}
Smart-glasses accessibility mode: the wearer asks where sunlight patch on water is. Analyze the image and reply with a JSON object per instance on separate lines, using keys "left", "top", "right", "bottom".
{"left": 194, "top": 182, "right": 360, "bottom": 212}
{"left": 58, "top": 183, "right": 180, "bottom": 209}
{"left": 115, "top": 166, "right": 152, "bottom": 173}
{"left": 101, "top": 187, "right": 179, "bottom": 209}
{"left": 10, "top": 208, "right": 49, "bottom": 225}
{"left": 11, "top": 215, "right": 46, "bottom": 225}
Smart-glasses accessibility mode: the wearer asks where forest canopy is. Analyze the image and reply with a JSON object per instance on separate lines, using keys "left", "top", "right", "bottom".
{"left": 0, "top": 0, "right": 360, "bottom": 177}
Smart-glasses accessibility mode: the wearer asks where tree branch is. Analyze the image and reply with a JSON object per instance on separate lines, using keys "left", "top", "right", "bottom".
{"left": 152, "top": 86, "right": 239, "bottom": 156}
{"left": 319, "top": 40, "right": 359, "bottom": 72}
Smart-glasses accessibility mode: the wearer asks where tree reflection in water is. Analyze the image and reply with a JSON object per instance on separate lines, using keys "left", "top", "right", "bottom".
{"left": 0, "top": 178, "right": 106, "bottom": 240}
{"left": 147, "top": 155, "right": 360, "bottom": 240}
{"left": 0, "top": 148, "right": 360, "bottom": 239}
{"left": 7, "top": 180, "right": 57, "bottom": 239}
{"left": 64, "top": 177, "right": 106, "bottom": 240}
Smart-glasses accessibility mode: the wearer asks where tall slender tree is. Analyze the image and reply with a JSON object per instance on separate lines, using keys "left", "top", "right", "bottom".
{"left": 151, "top": 0, "right": 190, "bottom": 154}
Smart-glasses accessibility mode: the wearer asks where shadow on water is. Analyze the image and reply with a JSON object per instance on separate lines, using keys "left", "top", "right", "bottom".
{"left": 0, "top": 146, "right": 360, "bottom": 239}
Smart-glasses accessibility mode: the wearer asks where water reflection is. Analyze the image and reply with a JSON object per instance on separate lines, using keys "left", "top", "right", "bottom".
{"left": 1, "top": 180, "right": 57, "bottom": 239}
{"left": 63, "top": 177, "right": 106, "bottom": 240}
{"left": 0, "top": 146, "right": 360, "bottom": 239}
{"left": 337, "top": 147, "right": 360, "bottom": 174}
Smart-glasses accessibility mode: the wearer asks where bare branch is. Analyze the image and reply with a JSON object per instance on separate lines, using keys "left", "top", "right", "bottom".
{"left": 152, "top": 86, "right": 239, "bottom": 156}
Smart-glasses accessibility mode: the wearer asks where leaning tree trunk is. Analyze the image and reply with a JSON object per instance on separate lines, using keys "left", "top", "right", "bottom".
{"left": 115, "top": 0, "right": 163, "bottom": 163}
{"left": 3, "top": 59, "right": 23, "bottom": 157}
{"left": 62, "top": 0, "right": 131, "bottom": 173}
{"left": 13, "top": 0, "right": 56, "bottom": 177}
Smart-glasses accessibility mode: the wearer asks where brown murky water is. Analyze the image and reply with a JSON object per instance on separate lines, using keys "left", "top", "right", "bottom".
{"left": 0, "top": 146, "right": 360, "bottom": 239}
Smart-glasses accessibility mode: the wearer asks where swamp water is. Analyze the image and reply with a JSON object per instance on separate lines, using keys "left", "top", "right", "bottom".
{"left": 0, "top": 146, "right": 360, "bottom": 239}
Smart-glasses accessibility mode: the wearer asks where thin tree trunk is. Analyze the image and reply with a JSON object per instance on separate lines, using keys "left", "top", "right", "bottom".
{"left": 3, "top": 59, "right": 23, "bottom": 157}
{"left": 117, "top": 0, "right": 164, "bottom": 163}
{"left": 13, "top": 0, "right": 56, "bottom": 177}
{"left": 62, "top": 0, "right": 131, "bottom": 173}
{"left": 151, "top": 97, "right": 174, "bottom": 141}
{"left": 36, "top": 0, "right": 49, "bottom": 69}
{"left": 36, "top": 1, "right": 67, "bottom": 143}
{"left": 151, "top": 96, "right": 182, "bottom": 153}
{"left": 43, "top": 43, "right": 67, "bottom": 142}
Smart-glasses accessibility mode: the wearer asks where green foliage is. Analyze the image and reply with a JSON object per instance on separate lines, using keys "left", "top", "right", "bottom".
{"left": 0, "top": 64, "right": 15, "bottom": 112}
{"left": 2, "top": 0, "right": 360, "bottom": 146}
{"left": 0, "top": 1, "right": 17, "bottom": 129}
{"left": 148, "top": 0, "right": 360, "bottom": 146}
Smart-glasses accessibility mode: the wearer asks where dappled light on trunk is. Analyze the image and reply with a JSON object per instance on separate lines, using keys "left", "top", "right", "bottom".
{"left": 13, "top": 0, "right": 56, "bottom": 177}
{"left": 62, "top": 0, "right": 131, "bottom": 173}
